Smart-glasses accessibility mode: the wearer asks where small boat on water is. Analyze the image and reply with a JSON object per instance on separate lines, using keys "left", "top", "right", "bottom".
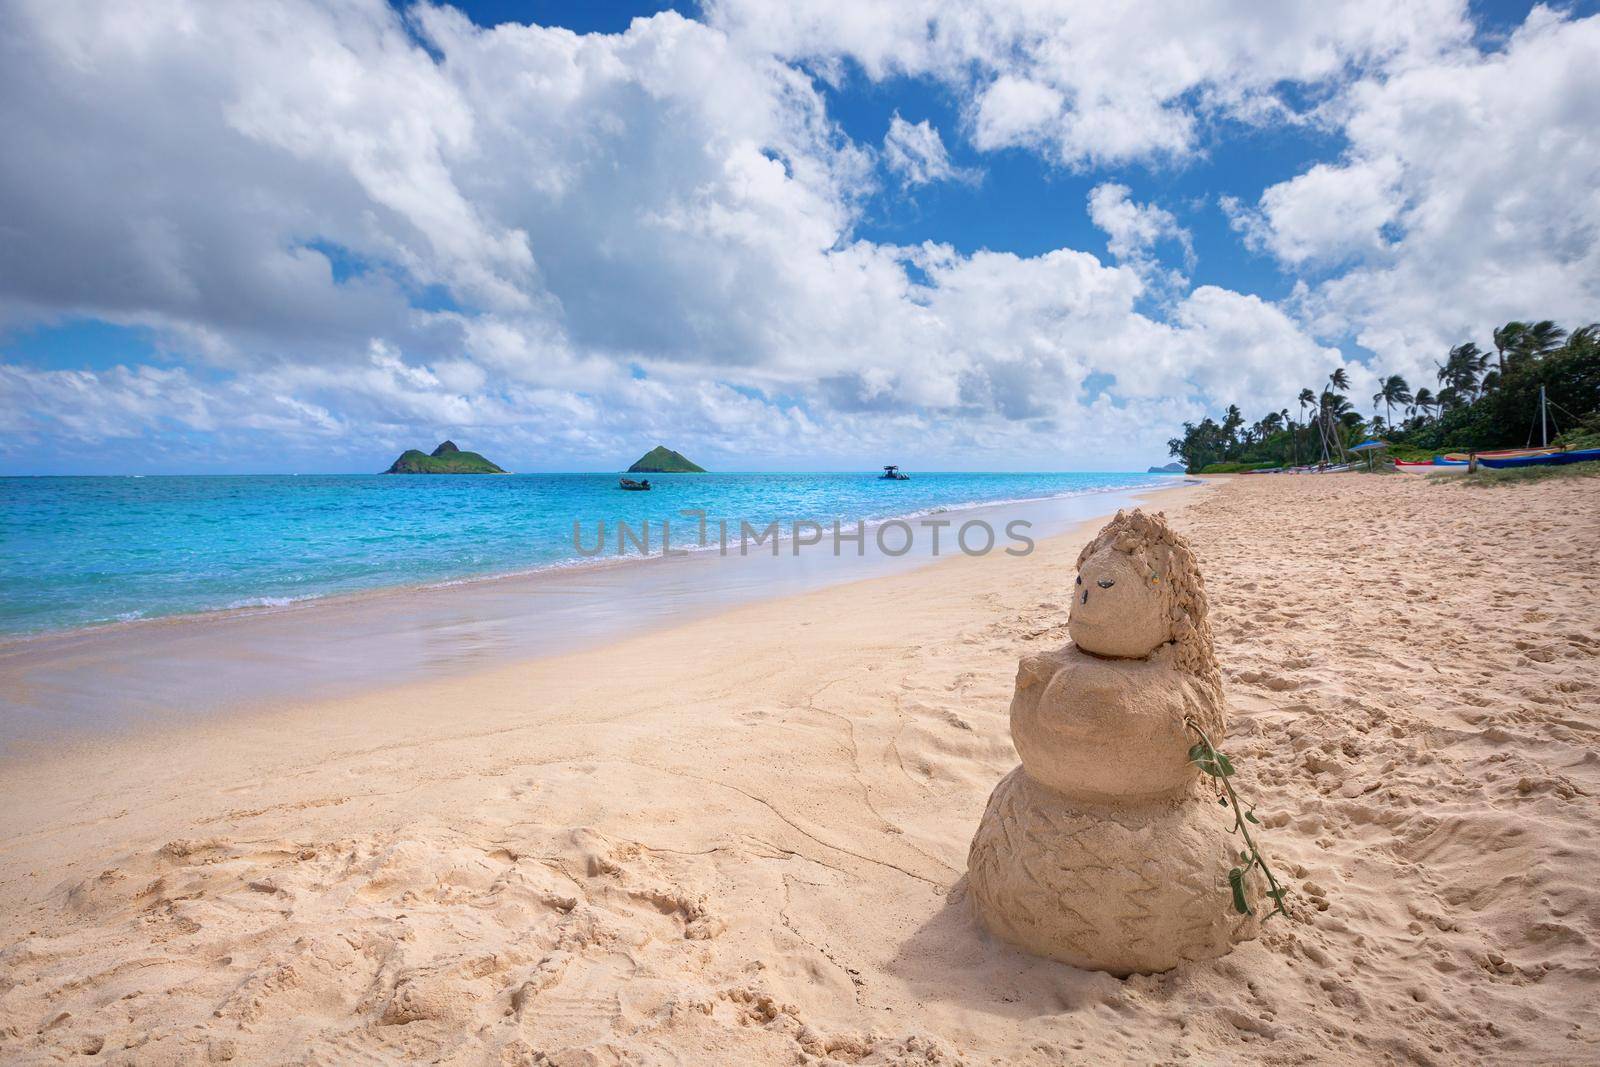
{"left": 618, "top": 477, "right": 652, "bottom": 491}
{"left": 880, "top": 465, "right": 910, "bottom": 480}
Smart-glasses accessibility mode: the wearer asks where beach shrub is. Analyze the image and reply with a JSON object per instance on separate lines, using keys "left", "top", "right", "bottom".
{"left": 1555, "top": 411, "right": 1600, "bottom": 451}
{"left": 1186, "top": 722, "right": 1290, "bottom": 920}
{"left": 1197, "top": 461, "right": 1278, "bottom": 474}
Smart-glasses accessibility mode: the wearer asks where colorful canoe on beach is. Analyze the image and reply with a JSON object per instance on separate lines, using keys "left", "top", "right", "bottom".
{"left": 1440, "top": 447, "right": 1556, "bottom": 462}
{"left": 1401, "top": 447, "right": 1562, "bottom": 468}
{"left": 1478, "top": 448, "right": 1600, "bottom": 469}
{"left": 1395, "top": 446, "right": 1579, "bottom": 469}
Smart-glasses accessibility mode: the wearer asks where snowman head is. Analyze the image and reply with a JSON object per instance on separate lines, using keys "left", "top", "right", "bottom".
{"left": 1067, "top": 509, "right": 1218, "bottom": 684}
{"left": 1068, "top": 542, "right": 1169, "bottom": 658}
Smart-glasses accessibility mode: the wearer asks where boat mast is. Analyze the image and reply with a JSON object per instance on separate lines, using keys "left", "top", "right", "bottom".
{"left": 1540, "top": 385, "right": 1549, "bottom": 448}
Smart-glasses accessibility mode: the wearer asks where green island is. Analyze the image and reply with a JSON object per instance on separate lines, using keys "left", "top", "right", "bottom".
{"left": 627, "top": 445, "right": 706, "bottom": 473}
{"left": 384, "top": 441, "right": 508, "bottom": 474}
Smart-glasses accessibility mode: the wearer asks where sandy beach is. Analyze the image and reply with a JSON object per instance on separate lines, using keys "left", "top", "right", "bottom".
{"left": 2, "top": 473, "right": 1597, "bottom": 1065}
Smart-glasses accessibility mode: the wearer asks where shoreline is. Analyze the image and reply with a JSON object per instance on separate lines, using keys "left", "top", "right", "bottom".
{"left": 0, "top": 474, "right": 1192, "bottom": 648}
{"left": 0, "top": 476, "right": 1205, "bottom": 813}
{"left": 0, "top": 479, "right": 1200, "bottom": 753}
{"left": 0, "top": 473, "right": 1596, "bottom": 1064}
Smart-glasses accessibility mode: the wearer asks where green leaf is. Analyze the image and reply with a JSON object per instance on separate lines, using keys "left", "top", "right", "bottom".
{"left": 1228, "top": 867, "right": 1252, "bottom": 915}
{"left": 1217, "top": 753, "right": 1236, "bottom": 777}
{"left": 1188, "top": 743, "right": 1209, "bottom": 764}
{"left": 1244, "top": 809, "right": 1260, "bottom": 825}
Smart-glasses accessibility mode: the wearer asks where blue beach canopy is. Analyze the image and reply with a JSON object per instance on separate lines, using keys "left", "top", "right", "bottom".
{"left": 1349, "top": 439, "right": 1388, "bottom": 451}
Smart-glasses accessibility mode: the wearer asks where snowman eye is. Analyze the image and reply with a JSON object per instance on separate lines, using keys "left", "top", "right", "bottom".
{"left": 1097, "top": 579, "right": 1115, "bottom": 589}
{"left": 1075, "top": 575, "right": 1081, "bottom": 585}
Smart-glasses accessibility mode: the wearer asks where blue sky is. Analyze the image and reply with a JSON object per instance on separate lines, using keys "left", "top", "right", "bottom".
{"left": 2, "top": 0, "right": 1597, "bottom": 473}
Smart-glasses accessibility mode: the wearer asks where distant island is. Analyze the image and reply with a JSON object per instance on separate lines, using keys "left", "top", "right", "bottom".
{"left": 384, "top": 441, "right": 507, "bottom": 474}
{"left": 627, "top": 445, "right": 706, "bottom": 473}
{"left": 1147, "top": 462, "right": 1187, "bottom": 474}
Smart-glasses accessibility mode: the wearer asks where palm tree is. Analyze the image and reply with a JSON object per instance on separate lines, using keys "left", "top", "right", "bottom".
{"left": 1516, "top": 320, "right": 1567, "bottom": 368}
{"left": 1493, "top": 320, "right": 1566, "bottom": 376}
{"left": 1379, "top": 374, "right": 1412, "bottom": 429}
{"left": 1320, "top": 390, "right": 1354, "bottom": 419}
{"left": 1468, "top": 344, "right": 1490, "bottom": 397}
{"left": 1307, "top": 374, "right": 1351, "bottom": 463}
{"left": 1437, "top": 343, "right": 1488, "bottom": 401}
{"left": 1296, "top": 389, "right": 1313, "bottom": 438}
{"left": 1316, "top": 389, "right": 1357, "bottom": 460}
{"left": 1296, "top": 388, "right": 1316, "bottom": 462}
{"left": 1568, "top": 323, "right": 1600, "bottom": 348}
{"left": 1222, "top": 404, "right": 1244, "bottom": 453}
{"left": 1492, "top": 321, "right": 1526, "bottom": 378}
{"left": 1412, "top": 387, "right": 1436, "bottom": 422}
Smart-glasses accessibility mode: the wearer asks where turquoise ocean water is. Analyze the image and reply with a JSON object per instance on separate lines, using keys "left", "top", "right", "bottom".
{"left": 0, "top": 471, "right": 1177, "bottom": 637}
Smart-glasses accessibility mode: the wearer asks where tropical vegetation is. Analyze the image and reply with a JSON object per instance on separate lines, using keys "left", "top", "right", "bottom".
{"left": 1166, "top": 319, "right": 1600, "bottom": 473}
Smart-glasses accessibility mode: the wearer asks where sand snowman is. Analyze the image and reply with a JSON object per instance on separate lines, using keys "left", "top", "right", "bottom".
{"left": 967, "top": 508, "right": 1257, "bottom": 975}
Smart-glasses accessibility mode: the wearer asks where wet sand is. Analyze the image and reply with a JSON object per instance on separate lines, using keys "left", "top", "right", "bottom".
{"left": 1, "top": 474, "right": 1597, "bottom": 1064}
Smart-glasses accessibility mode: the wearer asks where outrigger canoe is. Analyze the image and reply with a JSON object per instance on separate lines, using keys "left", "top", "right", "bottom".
{"left": 1394, "top": 456, "right": 1472, "bottom": 467}
{"left": 1479, "top": 448, "right": 1600, "bottom": 469}
{"left": 1397, "top": 447, "right": 1600, "bottom": 470}
{"left": 1397, "top": 447, "right": 1560, "bottom": 468}
{"left": 1440, "top": 447, "right": 1557, "bottom": 463}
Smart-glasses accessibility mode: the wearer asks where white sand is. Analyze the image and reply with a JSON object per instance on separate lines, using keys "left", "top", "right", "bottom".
{"left": 1, "top": 475, "right": 1597, "bottom": 1064}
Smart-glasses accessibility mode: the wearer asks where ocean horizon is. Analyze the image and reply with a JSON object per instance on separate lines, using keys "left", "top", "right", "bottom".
{"left": 0, "top": 470, "right": 1180, "bottom": 637}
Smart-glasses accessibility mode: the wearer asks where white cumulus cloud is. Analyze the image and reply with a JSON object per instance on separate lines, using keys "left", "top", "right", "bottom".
{"left": 4, "top": 0, "right": 1565, "bottom": 473}
{"left": 1088, "top": 183, "right": 1194, "bottom": 292}
{"left": 704, "top": 0, "right": 1472, "bottom": 166}
{"left": 1233, "top": 7, "right": 1600, "bottom": 383}
{"left": 882, "top": 112, "right": 969, "bottom": 186}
